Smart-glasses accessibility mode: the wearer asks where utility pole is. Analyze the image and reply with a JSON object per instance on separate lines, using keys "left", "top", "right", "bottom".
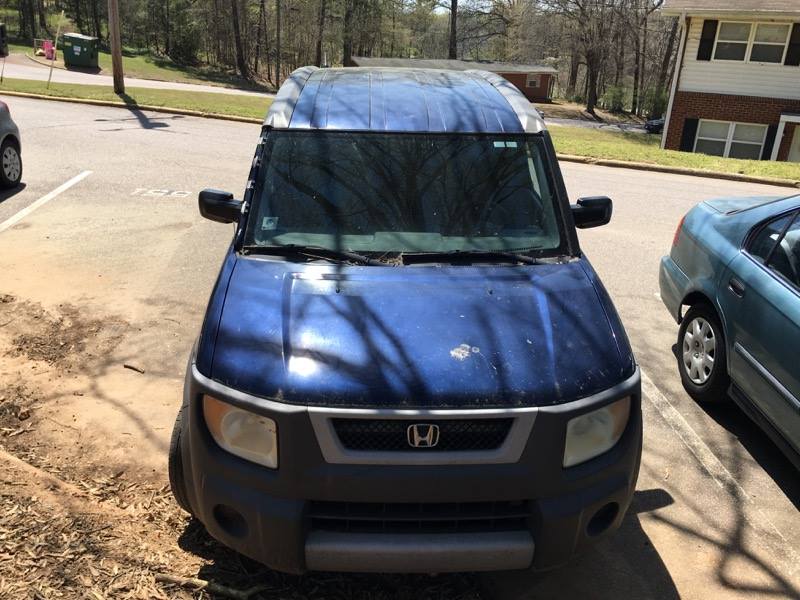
{"left": 107, "top": 0, "right": 124, "bottom": 94}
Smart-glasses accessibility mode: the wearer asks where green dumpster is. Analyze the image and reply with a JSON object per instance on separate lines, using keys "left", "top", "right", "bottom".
{"left": 62, "top": 33, "right": 99, "bottom": 68}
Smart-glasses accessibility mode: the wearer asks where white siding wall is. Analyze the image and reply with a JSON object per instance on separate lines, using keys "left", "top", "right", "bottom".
{"left": 679, "top": 17, "right": 800, "bottom": 100}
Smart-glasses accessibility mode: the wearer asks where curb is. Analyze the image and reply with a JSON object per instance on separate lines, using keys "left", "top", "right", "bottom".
{"left": 556, "top": 154, "right": 800, "bottom": 189}
{"left": 0, "top": 89, "right": 797, "bottom": 189}
{"left": 0, "top": 89, "right": 264, "bottom": 124}
{"left": 25, "top": 53, "right": 67, "bottom": 71}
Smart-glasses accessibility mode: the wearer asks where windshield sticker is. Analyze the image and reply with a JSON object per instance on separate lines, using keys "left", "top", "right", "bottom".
{"left": 493, "top": 141, "right": 505, "bottom": 148}
{"left": 506, "top": 141, "right": 518, "bottom": 148}
{"left": 262, "top": 217, "right": 279, "bottom": 230}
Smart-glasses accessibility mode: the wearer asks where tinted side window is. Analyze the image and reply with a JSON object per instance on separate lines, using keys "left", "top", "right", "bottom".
{"left": 767, "top": 214, "right": 800, "bottom": 288}
{"left": 748, "top": 212, "right": 795, "bottom": 263}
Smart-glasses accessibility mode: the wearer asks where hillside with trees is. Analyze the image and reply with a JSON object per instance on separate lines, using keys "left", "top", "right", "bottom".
{"left": 4, "top": 0, "right": 678, "bottom": 116}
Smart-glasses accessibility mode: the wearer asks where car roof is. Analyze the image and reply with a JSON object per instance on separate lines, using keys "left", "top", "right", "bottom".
{"left": 264, "top": 67, "right": 545, "bottom": 134}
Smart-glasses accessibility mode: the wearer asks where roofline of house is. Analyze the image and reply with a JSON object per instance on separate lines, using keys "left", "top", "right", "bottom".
{"left": 662, "top": 9, "right": 800, "bottom": 18}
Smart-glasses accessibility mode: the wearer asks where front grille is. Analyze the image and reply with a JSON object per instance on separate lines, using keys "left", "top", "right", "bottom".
{"left": 309, "top": 500, "right": 531, "bottom": 534}
{"left": 332, "top": 418, "right": 513, "bottom": 452}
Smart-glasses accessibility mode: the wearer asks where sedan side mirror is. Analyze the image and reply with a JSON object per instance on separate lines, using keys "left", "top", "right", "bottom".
{"left": 571, "top": 196, "right": 612, "bottom": 229}
{"left": 199, "top": 189, "right": 243, "bottom": 224}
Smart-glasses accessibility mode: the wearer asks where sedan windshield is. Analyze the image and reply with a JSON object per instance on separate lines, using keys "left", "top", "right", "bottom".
{"left": 245, "top": 131, "right": 565, "bottom": 257}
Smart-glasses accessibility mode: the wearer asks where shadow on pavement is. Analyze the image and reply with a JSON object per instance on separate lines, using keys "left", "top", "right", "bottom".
{"left": 480, "top": 488, "right": 679, "bottom": 599}
{"left": 0, "top": 182, "right": 26, "bottom": 205}
{"left": 670, "top": 342, "right": 800, "bottom": 510}
{"left": 174, "top": 489, "right": 676, "bottom": 600}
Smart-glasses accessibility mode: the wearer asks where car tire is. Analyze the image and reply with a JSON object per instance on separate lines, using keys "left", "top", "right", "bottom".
{"left": 0, "top": 138, "right": 22, "bottom": 189}
{"left": 678, "top": 303, "right": 730, "bottom": 403}
{"left": 168, "top": 400, "right": 194, "bottom": 515}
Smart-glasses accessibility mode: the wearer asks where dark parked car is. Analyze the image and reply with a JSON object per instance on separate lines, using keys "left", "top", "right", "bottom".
{"left": 645, "top": 118, "right": 665, "bottom": 134}
{"left": 0, "top": 100, "right": 22, "bottom": 189}
{"left": 660, "top": 195, "right": 800, "bottom": 468}
{"left": 169, "top": 66, "right": 642, "bottom": 574}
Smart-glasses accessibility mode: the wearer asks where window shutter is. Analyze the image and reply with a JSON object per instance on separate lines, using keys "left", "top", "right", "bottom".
{"left": 785, "top": 23, "right": 800, "bottom": 66}
{"left": 761, "top": 125, "right": 778, "bottom": 160}
{"left": 697, "top": 20, "right": 718, "bottom": 61}
{"left": 680, "top": 118, "right": 699, "bottom": 152}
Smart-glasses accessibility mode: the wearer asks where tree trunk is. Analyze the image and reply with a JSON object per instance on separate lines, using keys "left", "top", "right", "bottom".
{"left": 255, "top": 0, "right": 266, "bottom": 74}
{"left": 342, "top": 0, "right": 353, "bottom": 66}
{"left": 275, "top": 0, "right": 282, "bottom": 82}
{"left": 315, "top": 0, "right": 327, "bottom": 66}
{"left": 448, "top": 0, "right": 458, "bottom": 60}
{"left": 231, "top": 0, "right": 250, "bottom": 79}
{"left": 585, "top": 49, "right": 600, "bottom": 113}
{"left": 631, "top": 24, "right": 641, "bottom": 115}
{"left": 656, "top": 17, "right": 679, "bottom": 94}
{"left": 91, "top": 0, "right": 102, "bottom": 40}
{"left": 37, "top": 0, "right": 47, "bottom": 33}
{"left": 566, "top": 51, "right": 579, "bottom": 98}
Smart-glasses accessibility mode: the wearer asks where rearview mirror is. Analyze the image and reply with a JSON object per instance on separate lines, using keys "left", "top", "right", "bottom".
{"left": 199, "top": 189, "right": 242, "bottom": 224}
{"left": 571, "top": 196, "right": 612, "bottom": 229}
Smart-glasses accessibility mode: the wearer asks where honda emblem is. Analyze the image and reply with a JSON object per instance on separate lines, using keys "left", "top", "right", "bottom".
{"left": 407, "top": 423, "right": 440, "bottom": 448}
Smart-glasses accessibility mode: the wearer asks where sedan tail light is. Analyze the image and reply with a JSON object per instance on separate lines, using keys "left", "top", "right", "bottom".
{"left": 672, "top": 214, "right": 687, "bottom": 247}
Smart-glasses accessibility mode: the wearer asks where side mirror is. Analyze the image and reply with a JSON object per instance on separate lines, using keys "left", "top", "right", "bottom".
{"left": 571, "top": 196, "right": 612, "bottom": 229}
{"left": 199, "top": 189, "right": 242, "bottom": 224}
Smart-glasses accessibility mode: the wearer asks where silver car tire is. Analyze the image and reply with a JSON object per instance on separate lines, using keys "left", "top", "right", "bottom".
{"left": 0, "top": 139, "right": 22, "bottom": 189}
{"left": 677, "top": 303, "right": 730, "bottom": 403}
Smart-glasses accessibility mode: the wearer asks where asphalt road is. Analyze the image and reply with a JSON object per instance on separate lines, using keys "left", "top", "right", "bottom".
{"left": 0, "top": 53, "right": 270, "bottom": 97}
{"left": 1, "top": 95, "right": 798, "bottom": 599}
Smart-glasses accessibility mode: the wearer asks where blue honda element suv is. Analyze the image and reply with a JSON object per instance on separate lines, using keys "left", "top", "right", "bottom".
{"left": 168, "top": 67, "right": 642, "bottom": 574}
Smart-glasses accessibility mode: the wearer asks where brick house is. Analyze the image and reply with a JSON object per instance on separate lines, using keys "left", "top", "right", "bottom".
{"left": 661, "top": 0, "right": 800, "bottom": 162}
{"left": 349, "top": 57, "right": 557, "bottom": 103}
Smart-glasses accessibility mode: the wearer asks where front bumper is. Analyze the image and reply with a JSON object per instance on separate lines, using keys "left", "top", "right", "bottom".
{"left": 180, "top": 364, "right": 642, "bottom": 574}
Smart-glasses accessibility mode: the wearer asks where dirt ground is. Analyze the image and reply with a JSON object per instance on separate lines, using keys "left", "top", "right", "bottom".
{"left": 537, "top": 100, "right": 646, "bottom": 124}
{"left": 0, "top": 293, "right": 487, "bottom": 599}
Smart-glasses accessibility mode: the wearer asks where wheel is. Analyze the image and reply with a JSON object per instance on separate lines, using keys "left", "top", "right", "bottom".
{"left": 678, "top": 303, "right": 730, "bottom": 403}
{"left": 168, "top": 400, "right": 194, "bottom": 515}
{"left": 0, "top": 139, "right": 22, "bottom": 189}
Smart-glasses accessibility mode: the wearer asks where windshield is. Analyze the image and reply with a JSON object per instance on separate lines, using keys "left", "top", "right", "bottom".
{"left": 245, "top": 131, "right": 565, "bottom": 256}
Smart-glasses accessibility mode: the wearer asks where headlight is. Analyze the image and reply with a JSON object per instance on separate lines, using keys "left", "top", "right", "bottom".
{"left": 563, "top": 397, "right": 630, "bottom": 468}
{"left": 203, "top": 395, "right": 278, "bottom": 469}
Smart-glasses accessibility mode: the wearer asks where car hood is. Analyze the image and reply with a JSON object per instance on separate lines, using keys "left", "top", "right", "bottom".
{"left": 209, "top": 256, "right": 634, "bottom": 408}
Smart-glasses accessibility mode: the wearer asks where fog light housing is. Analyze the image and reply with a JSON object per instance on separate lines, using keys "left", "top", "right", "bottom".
{"left": 203, "top": 395, "right": 278, "bottom": 469}
{"left": 563, "top": 397, "right": 630, "bottom": 467}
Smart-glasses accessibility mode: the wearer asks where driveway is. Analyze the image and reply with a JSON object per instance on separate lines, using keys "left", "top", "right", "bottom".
{"left": 0, "top": 95, "right": 797, "bottom": 599}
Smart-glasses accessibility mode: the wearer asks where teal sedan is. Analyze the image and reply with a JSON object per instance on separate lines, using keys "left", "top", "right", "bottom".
{"left": 660, "top": 194, "right": 800, "bottom": 468}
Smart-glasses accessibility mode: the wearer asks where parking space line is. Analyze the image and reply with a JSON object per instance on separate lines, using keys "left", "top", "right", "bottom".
{"left": 0, "top": 170, "right": 93, "bottom": 234}
{"left": 641, "top": 369, "right": 799, "bottom": 572}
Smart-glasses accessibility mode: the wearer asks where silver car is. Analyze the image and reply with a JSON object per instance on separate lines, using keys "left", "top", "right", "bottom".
{"left": 0, "top": 100, "right": 22, "bottom": 189}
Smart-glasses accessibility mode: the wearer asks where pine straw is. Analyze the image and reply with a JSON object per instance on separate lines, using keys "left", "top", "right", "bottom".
{"left": 0, "top": 449, "right": 486, "bottom": 600}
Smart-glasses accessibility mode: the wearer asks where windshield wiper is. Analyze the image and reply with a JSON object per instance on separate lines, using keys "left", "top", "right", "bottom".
{"left": 402, "top": 249, "right": 540, "bottom": 265}
{"left": 243, "top": 244, "right": 384, "bottom": 266}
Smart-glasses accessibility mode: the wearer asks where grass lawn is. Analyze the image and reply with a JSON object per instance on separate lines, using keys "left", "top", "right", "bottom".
{"left": 7, "top": 41, "right": 273, "bottom": 93}
{"left": 550, "top": 126, "right": 800, "bottom": 182}
{"left": 0, "top": 77, "right": 270, "bottom": 120}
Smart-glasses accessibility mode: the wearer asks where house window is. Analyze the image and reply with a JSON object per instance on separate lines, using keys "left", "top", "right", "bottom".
{"left": 714, "top": 22, "right": 750, "bottom": 60}
{"left": 694, "top": 120, "right": 768, "bottom": 160}
{"left": 713, "top": 21, "right": 791, "bottom": 63}
{"left": 750, "top": 23, "right": 790, "bottom": 63}
{"left": 526, "top": 74, "right": 540, "bottom": 88}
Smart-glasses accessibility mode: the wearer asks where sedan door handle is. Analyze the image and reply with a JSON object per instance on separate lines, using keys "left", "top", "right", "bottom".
{"left": 728, "top": 278, "right": 745, "bottom": 298}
